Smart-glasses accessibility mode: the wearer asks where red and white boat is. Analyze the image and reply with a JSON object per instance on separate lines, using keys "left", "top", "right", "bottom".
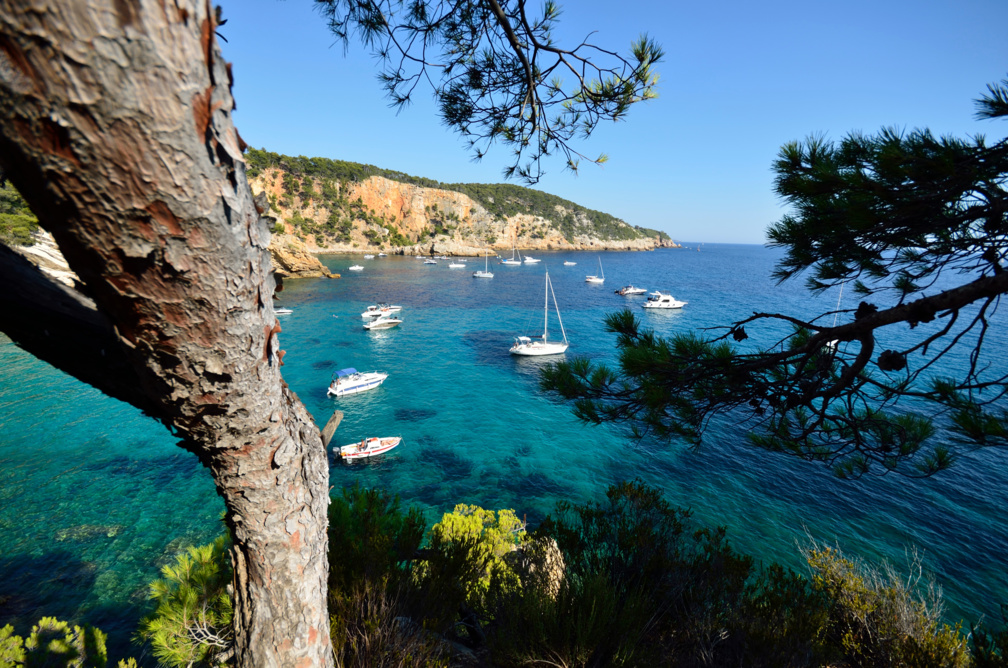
{"left": 338, "top": 436, "right": 402, "bottom": 460}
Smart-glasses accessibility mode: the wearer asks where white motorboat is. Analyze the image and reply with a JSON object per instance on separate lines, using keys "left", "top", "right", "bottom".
{"left": 643, "top": 291, "right": 687, "bottom": 309}
{"left": 338, "top": 436, "right": 402, "bottom": 460}
{"left": 363, "top": 315, "right": 402, "bottom": 330}
{"left": 510, "top": 271, "right": 569, "bottom": 356}
{"left": 377, "top": 252, "right": 388, "bottom": 257}
{"left": 501, "top": 244, "right": 522, "bottom": 266}
{"left": 423, "top": 258, "right": 438, "bottom": 265}
{"left": 473, "top": 251, "right": 494, "bottom": 278}
{"left": 563, "top": 261, "right": 576, "bottom": 266}
{"left": 274, "top": 307, "right": 293, "bottom": 315}
{"left": 585, "top": 256, "right": 605, "bottom": 284}
{"left": 363, "top": 254, "right": 375, "bottom": 259}
{"left": 449, "top": 260, "right": 467, "bottom": 268}
{"left": 327, "top": 368, "right": 388, "bottom": 397}
{"left": 616, "top": 285, "right": 647, "bottom": 296}
{"left": 523, "top": 255, "right": 541, "bottom": 264}
{"left": 349, "top": 265, "right": 364, "bottom": 271}
{"left": 361, "top": 303, "right": 402, "bottom": 320}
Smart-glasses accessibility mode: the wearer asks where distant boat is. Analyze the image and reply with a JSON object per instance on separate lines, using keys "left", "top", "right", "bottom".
{"left": 363, "top": 254, "right": 375, "bottom": 259}
{"left": 361, "top": 303, "right": 402, "bottom": 320}
{"left": 348, "top": 265, "right": 364, "bottom": 271}
{"left": 363, "top": 315, "right": 402, "bottom": 330}
{"left": 510, "top": 271, "right": 568, "bottom": 356}
{"left": 377, "top": 252, "right": 387, "bottom": 257}
{"left": 563, "top": 261, "right": 576, "bottom": 266}
{"left": 274, "top": 307, "right": 293, "bottom": 315}
{"left": 423, "top": 258, "right": 437, "bottom": 265}
{"left": 327, "top": 368, "right": 388, "bottom": 397}
{"left": 473, "top": 251, "right": 494, "bottom": 279}
{"left": 523, "top": 255, "right": 541, "bottom": 264}
{"left": 449, "top": 260, "right": 467, "bottom": 268}
{"left": 585, "top": 256, "right": 604, "bottom": 284}
{"left": 615, "top": 285, "right": 647, "bottom": 296}
{"left": 643, "top": 291, "right": 687, "bottom": 309}
{"left": 337, "top": 436, "right": 402, "bottom": 460}
{"left": 501, "top": 244, "right": 522, "bottom": 266}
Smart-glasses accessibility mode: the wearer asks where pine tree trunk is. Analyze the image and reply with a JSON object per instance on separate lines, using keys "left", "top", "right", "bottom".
{"left": 0, "top": 2, "right": 332, "bottom": 665}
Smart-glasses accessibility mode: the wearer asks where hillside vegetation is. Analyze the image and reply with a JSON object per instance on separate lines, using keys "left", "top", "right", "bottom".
{"left": 245, "top": 148, "right": 675, "bottom": 253}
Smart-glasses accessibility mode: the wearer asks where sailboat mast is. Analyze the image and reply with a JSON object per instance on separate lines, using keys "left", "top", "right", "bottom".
{"left": 543, "top": 271, "right": 549, "bottom": 339}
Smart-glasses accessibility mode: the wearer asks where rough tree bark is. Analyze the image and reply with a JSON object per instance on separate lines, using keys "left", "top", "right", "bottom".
{"left": 0, "top": 2, "right": 332, "bottom": 666}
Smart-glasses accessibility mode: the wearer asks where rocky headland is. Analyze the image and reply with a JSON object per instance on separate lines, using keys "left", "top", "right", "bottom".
{"left": 246, "top": 150, "right": 681, "bottom": 274}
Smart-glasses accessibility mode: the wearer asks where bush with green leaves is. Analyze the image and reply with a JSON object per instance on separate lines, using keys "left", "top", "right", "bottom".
{"left": 136, "top": 535, "right": 234, "bottom": 668}
{"left": 427, "top": 504, "right": 527, "bottom": 605}
{"left": 805, "top": 542, "right": 969, "bottom": 667}
{"left": 327, "top": 483, "right": 425, "bottom": 594}
{"left": 0, "top": 618, "right": 138, "bottom": 668}
{"left": 0, "top": 181, "right": 38, "bottom": 246}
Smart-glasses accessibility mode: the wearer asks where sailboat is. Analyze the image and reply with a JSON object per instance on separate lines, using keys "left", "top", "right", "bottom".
{"left": 473, "top": 251, "right": 494, "bottom": 278}
{"left": 501, "top": 243, "right": 522, "bottom": 266}
{"left": 510, "top": 271, "right": 569, "bottom": 356}
{"left": 585, "top": 256, "right": 605, "bottom": 284}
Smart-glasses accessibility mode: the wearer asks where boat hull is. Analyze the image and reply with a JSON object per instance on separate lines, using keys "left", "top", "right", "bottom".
{"left": 339, "top": 436, "right": 402, "bottom": 459}
{"left": 327, "top": 372, "right": 388, "bottom": 397}
{"left": 510, "top": 342, "right": 569, "bottom": 356}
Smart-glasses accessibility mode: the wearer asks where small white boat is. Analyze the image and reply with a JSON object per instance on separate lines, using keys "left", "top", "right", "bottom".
{"left": 585, "top": 256, "right": 605, "bottom": 284}
{"left": 563, "top": 261, "right": 576, "bottom": 266}
{"left": 523, "top": 255, "right": 541, "bottom": 264}
{"left": 338, "top": 436, "right": 402, "bottom": 460}
{"left": 363, "top": 254, "right": 375, "bottom": 259}
{"left": 377, "top": 252, "right": 388, "bottom": 257}
{"left": 643, "top": 291, "right": 687, "bottom": 309}
{"left": 616, "top": 285, "right": 647, "bottom": 296}
{"left": 501, "top": 244, "right": 522, "bottom": 266}
{"left": 274, "top": 307, "right": 293, "bottom": 315}
{"left": 423, "top": 258, "right": 438, "bottom": 265}
{"left": 363, "top": 315, "right": 402, "bottom": 330}
{"left": 327, "top": 368, "right": 388, "bottom": 397}
{"left": 510, "top": 271, "right": 569, "bottom": 356}
{"left": 473, "top": 251, "right": 494, "bottom": 279}
{"left": 349, "top": 265, "right": 364, "bottom": 271}
{"left": 449, "top": 261, "right": 467, "bottom": 268}
{"left": 361, "top": 304, "right": 403, "bottom": 320}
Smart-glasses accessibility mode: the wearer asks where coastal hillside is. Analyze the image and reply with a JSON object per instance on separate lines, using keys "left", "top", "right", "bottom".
{"left": 245, "top": 148, "right": 678, "bottom": 255}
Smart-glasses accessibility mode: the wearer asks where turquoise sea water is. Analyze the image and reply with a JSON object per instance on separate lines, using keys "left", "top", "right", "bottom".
{"left": 1, "top": 244, "right": 1007, "bottom": 661}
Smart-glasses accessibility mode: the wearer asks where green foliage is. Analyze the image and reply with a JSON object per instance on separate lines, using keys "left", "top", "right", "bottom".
{"left": 0, "top": 617, "right": 109, "bottom": 668}
{"left": 137, "top": 535, "right": 233, "bottom": 668}
{"left": 0, "top": 625, "right": 24, "bottom": 667}
{"left": 0, "top": 181, "right": 39, "bottom": 246}
{"left": 427, "top": 504, "right": 527, "bottom": 606}
{"left": 327, "top": 483, "right": 425, "bottom": 593}
{"left": 805, "top": 543, "right": 969, "bottom": 667}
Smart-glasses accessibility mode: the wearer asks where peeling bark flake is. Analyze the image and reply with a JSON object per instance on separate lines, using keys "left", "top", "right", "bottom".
{"left": 145, "top": 200, "right": 184, "bottom": 236}
{"left": 192, "top": 85, "right": 213, "bottom": 139}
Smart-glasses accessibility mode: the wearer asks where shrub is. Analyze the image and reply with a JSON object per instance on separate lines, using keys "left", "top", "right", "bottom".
{"left": 804, "top": 542, "right": 969, "bottom": 667}
{"left": 137, "top": 535, "right": 234, "bottom": 668}
{"left": 327, "top": 484, "right": 424, "bottom": 594}
{"left": 0, "top": 618, "right": 138, "bottom": 668}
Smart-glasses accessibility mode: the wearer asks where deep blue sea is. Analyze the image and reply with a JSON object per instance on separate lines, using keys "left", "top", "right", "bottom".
{"left": 2, "top": 244, "right": 1006, "bottom": 661}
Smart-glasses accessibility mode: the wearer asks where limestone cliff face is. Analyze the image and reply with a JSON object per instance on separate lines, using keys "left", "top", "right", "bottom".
{"left": 250, "top": 168, "right": 676, "bottom": 255}
{"left": 268, "top": 232, "right": 338, "bottom": 279}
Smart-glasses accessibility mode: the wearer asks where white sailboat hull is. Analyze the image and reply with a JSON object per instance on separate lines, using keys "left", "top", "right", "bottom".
{"left": 510, "top": 340, "right": 569, "bottom": 356}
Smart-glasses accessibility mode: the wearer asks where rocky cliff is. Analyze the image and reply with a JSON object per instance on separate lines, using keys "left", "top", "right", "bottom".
{"left": 248, "top": 160, "right": 681, "bottom": 256}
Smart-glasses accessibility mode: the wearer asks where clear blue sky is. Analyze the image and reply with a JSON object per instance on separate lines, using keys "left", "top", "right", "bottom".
{"left": 223, "top": 0, "right": 1007, "bottom": 244}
